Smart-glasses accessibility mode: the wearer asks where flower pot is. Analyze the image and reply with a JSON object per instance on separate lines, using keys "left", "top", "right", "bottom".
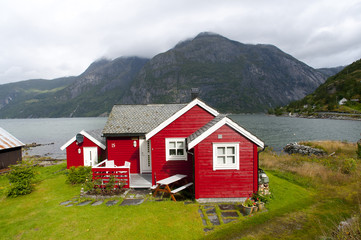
{"left": 256, "top": 202, "right": 265, "bottom": 211}
{"left": 242, "top": 205, "right": 253, "bottom": 215}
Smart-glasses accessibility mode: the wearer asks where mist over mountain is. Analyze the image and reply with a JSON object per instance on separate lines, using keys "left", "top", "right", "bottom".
{"left": 0, "top": 32, "right": 339, "bottom": 118}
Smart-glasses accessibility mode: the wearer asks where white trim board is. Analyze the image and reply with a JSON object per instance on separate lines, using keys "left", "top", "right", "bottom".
{"left": 187, "top": 117, "right": 264, "bottom": 150}
{"left": 60, "top": 130, "right": 106, "bottom": 151}
{"left": 145, "top": 98, "right": 219, "bottom": 140}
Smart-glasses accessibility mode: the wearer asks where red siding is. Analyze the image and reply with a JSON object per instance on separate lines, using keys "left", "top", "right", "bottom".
{"left": 194, "top": 125, "right": 257, "bottom": 199}
{"left": 150, "top": 105, "right": 214, "bottom": 184}
{"left": 107, "top": 137, "right": 140, "bottom": 174}
{"left": 66, "top": 137, "right": 105, "bottom": 169}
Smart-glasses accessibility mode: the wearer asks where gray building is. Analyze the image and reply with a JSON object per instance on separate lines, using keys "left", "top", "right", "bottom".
{"left": 0, "top": 128, "right": 24, "bottom": 169}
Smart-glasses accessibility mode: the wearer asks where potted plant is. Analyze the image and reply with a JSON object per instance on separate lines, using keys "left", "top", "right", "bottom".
{"left": 242, "top": 197, "right": 256, "bottom": 215}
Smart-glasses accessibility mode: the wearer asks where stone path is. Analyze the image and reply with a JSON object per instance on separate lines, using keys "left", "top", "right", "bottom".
{"left": 199, "top": 203, "right": 266, "bottom": 232}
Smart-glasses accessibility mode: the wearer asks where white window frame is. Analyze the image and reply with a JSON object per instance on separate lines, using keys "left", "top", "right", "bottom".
{"left": 165, "top": 138, "right": 187, "bottom": 161}
{"left": 213, "top": 143, "right": 239, "bottom": 170}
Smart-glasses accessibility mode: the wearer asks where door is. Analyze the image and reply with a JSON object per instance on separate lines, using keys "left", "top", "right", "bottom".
{"left": 139, "top": 138, "right": 152, "bottom": 173}
{"left": 83, "top": 147, "right": 98, "bottom": 167}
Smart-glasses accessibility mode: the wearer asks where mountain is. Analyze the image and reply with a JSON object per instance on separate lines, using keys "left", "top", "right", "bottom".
{"left": 122, "top": 32, "right": 328, "bottom": 112}
{"left": 0, "top": 57, "right": 148, "bottom": 118}
{"left": 317, "top": 66, "right": 345, "bottom": 77}
{"left": 274, "top": 59, "right": 361, "bottom": 116}
{"left": 0, "top": 32, "right": 340, "bottom": 118}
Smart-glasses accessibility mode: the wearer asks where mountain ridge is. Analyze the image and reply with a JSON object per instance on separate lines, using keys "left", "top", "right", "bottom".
{"left": 0, "top": 32, "right": 343, "bottom": 118}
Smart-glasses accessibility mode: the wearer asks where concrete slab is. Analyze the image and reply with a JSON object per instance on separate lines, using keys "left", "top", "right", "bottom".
{"left": 120, "top": 199, "right": 144, "bottom": 206}
{"left": 221, "top": 211, "right": 239, "bottom": 218}
{"left": 60, "top": 200, "right": 72, "bottom": 206}
{"left": 223, "top": 218, "right": 237, "bottom": 224}
{"left": 106, "top": 200, "right": 119, "bottom": 206}
{"left": 77, "top": 200, "right": 92, "bottom": 206}
{"left": 208, "top": 214, "right": 220, "bottom": 225}
{"left": 219, "top": 204, "right": 236, "bottom": 210}
{"left": 91, "top": 200, "right": 103, "bottom": 206}
{"left": 206, "top": 208, "right": 216, "bottom": 215}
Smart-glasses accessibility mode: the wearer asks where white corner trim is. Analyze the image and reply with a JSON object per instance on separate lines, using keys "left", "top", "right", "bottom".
{"left": 145, "top": 98, "right": 219, "bottom": 140}
{"left": 188, "top": 117, "right": 264, "bottom": 149}
{"left": 60, "top": 130, "right": 106, "bottom": 151}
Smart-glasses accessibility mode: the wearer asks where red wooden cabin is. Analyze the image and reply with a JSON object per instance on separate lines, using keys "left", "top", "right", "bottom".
{"left": 102, "top": 98, "right": 264, "bottom": 202}
{"left": 61, "top": 130, "right": 106, "bottom": 169}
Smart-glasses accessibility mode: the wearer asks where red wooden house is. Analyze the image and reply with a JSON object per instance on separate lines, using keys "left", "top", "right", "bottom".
{"left": 101, "top": 98, "right": 264, "bottom": 202}
{"left": 61, "top": 130, "right": 106, "bottom": 169}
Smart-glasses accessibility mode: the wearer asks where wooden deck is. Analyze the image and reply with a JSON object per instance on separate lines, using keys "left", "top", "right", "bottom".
{"left": 130, "top": 174, "right": 152, "bottom": 188}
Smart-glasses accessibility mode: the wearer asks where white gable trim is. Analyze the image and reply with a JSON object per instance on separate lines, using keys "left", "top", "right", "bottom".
{"left": 60, "top": 130, "right": 106, "bottom": 151}
{"left": 188, "top": 117, "right": 264, "bottom": 150}
{"left": 145, "top": 98, "right": 219, "bottom": 140}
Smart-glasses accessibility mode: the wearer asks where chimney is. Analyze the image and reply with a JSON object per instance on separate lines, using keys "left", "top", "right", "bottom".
{"left": 191, "top": 88, "right": 199, "bottom": 100}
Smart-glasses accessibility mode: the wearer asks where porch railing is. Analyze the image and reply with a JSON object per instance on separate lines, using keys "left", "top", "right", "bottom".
{"left": 91, "top": 160, "right": 130, "bottom": 188}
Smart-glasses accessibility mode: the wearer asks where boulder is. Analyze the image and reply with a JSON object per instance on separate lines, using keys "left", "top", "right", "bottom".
{"left": 283, "top": 143, "right": 326, "bottom": 156}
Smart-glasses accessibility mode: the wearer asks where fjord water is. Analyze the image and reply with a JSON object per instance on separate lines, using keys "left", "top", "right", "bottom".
{"left": 0, "top": 115, "right": 360, "bottom": 159}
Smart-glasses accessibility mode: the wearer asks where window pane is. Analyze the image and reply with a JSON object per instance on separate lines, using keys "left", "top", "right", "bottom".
{"left": 227, "top": 147, "right": 235, "bottom": 155}
{"left": 169, "top": 142, "right": 176, "bottom": 149}
{"left": 169, "top": 149, "right": 176, "bottom": 155}
{"left": 217, "top": 147, "right": 225, "bottom": 155}
{"left": 217, "top": 156, "right": 225, "bottom": 165}
{"left": 227, "top": 156, "right": 235, "bottom": 164}
{"left": 177, "top": 141, "right": 184, "bottom": 148}
{"left": 177, "top": 149, "right": 184, "bottom": 156}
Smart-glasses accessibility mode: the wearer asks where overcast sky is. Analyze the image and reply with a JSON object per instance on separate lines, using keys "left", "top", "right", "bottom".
{"left": 0, "top": 0, "right": 360, "bottom": 84}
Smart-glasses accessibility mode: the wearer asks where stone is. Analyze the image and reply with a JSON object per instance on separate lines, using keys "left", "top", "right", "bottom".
{"left": 218, "top": 204, "right": 236, "bottom": 210}
{"left": 208, "top": 214, "right": 220, "bottom": 226}
{"left": 106, "top": 200, "right": 119, "bottom": 206}
{"left": 77, "top": 200, "right": 92, "bottom": 206}
{"left": 119, "top": 199, "right": 144, "bottom": 206}
{"left": 205, "top": 208, "right": 216, "bottom": 215}
{"left": 221, "top": 211, "right": 239, "bottom": 218}
{"left": 60, "top": 200, "right": 72, "bottom": 206}
{"left": 91, "top": 200, "right": 103, "bottom": 206}
{"left": 222, "top": 218, "right": 236, "bottom": 224}
{"left": 283, "top": 143, "right": 326, "bottom": 156}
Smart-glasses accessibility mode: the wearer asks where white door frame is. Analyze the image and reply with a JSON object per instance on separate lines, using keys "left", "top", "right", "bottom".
{"left": 83, "top": 147, "right": 98, "bottom": 167}
{"left": 139, "top": 137, "right": 152, "bottom": 173}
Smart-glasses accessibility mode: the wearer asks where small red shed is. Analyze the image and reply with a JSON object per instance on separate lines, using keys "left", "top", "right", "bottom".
{"left": 60, "top": 130, "right": 106, "bottom": 169}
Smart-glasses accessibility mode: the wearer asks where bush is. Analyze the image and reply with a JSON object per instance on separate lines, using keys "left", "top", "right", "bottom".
{"left": 6, "top": 161, "right": 37, "bottom": 197}
{"left": 66, "top": 166, "right": 92, "bottom": 184}
{"left": 341, "top": 158, "right": 357, "bottom": 174}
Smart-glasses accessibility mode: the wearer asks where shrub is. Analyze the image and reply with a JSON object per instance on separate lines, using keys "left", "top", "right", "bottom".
{"left": 341, "top": 158, "right": 357, "bottom": 174}
{"left": 66, "top": 166, "right": 92, "bottom": 184}
{"left": 6, "top": 161, "right": 37, "bottom": 197}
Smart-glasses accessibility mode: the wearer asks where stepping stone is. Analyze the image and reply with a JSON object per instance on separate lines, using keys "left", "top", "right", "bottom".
{"left": 223, "top": 218, "right": 237, "bottom": 224}
{"left": 206, "top": 208, "right": 216, "bottom": 215}
{"left": 77, "top": 200, "right": 92, "bottom": 206}
{"left": 202, "top": 218, "right": 207, "bottom": 226}
{"left": 221, "top": 211, "right": 239, "bottom": 218}
{"left": 198, "top": 209, "right": 204, "bottom": 218}
{"left": 204, "top": 205, "right": 213, "bottom": 210}
{"left": 91, "top": 200, "right": 103, "bottom": 206}
{"left": 65, "top": 204, "right": 73, "bottom": 207}
{"left": 120, "top": 199, "right": 144, "bottom": 206}
{"left": 203, "top": 227, "right": 213, "bottom": 232}
{"left": 219, "top": 204, "right": 236, "bottom": 210}
{"left": 106, "top": 200, "right": 119, "bottom": 206}
{"left": 135, "top": 194, "right": 144, "bottom": 198}
{"left": 208, "top": 214, "right": 220, "bottom": 226}
{"left": 60, "top": 200, "right": 72, "bottom": 206}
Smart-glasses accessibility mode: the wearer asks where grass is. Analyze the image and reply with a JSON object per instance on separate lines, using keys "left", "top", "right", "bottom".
{"left": 1, "top": 140, "right": 360, "bottom": 239}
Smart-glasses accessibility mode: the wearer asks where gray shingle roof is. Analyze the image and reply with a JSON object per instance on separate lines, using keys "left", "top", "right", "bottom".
{"left": 102, "top": 104, "right": 187, "bottom": 136}
{"left": 87, "top": 129, "right": 106, "bottom": 146}
{"left": 187, "top": 114, "right": 227, "bottom": 143}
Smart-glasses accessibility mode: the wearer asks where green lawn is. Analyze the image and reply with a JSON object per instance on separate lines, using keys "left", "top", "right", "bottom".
{"left": 0, "top": 162, "right": 355, "bottom": 239}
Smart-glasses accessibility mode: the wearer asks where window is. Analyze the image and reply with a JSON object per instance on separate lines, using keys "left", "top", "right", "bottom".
{"left": 213, "top": 143, "right": 239, "bottom": 170}
{"left": 166, "top": 138, "right": 187, "bottom": 160}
